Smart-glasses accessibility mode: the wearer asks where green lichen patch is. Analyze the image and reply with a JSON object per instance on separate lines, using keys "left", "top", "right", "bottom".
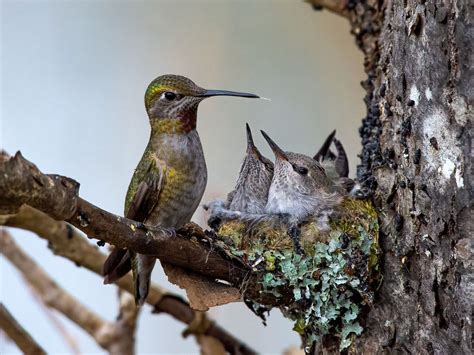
{"left": 211, "top": 198, "right": 380, "bottom": 351}
{"left": 266, "top": 238, "right": 367, "bottom": 351}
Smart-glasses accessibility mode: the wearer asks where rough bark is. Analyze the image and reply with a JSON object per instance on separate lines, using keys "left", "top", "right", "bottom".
{"left": 311, "top": 0, "right": 472, "bottom": 353}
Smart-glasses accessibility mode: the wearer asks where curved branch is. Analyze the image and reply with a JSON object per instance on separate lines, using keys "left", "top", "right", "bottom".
{"left": 110, "top": 290, "right": 139, "bottom": 355}
{"left": 30, "top": 294, "right": 81, "bottom": 355}
{"left": 0, "top": 303, "right": 46, "bottom": 355}
{"left": 0, "top": 151, "right": 250, "bottom": 286}
{"left": 0, "top": 230, "right": 115, "bottom": 350}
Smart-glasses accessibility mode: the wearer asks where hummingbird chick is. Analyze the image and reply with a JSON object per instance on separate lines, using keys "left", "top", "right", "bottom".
{"left": 314, "top": 130, "right": 371, "bottom": 197}
{"left": 102, "top": 74, "right": 261, "bottom": 306}
{"left": 206, "top": 124, "right": 273, "bottom": 228}
{"left": 262, "top": 130, "right": 343, "bottom": 253}
{"left": 228, "top": 123, "right": 274, "bottom": 213}
{"left": 313, "top": 129, "right": 349, "bottom": 179}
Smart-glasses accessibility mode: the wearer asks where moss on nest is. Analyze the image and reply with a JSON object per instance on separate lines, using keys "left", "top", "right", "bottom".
{"left": 211, "top": 197, "right": 380, "bottom": 351}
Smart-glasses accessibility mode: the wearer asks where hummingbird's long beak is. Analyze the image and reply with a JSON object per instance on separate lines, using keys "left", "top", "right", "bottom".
{"left": 260, "top": 130, "right": 288, "bottom": 161}
{"left": 199, "top": 89, "right": 260, "bottom": 99}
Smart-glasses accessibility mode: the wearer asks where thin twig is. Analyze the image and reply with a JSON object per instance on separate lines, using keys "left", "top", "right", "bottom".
{"left": 0, "top": 229, "right": 132, "bottom": 352}
{"left": 0, "top": 303, "right": 46, "bottom": 355}
{"left": 109, "top": 290, "right": 140, "bottom": 355}
{"left": 26, "top": 283, "right": 81, "bottom": 355}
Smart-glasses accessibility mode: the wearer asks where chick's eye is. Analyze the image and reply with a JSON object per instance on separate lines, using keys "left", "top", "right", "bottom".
{"left": 293, "top": 164, "right": 309, "bottom": 175}
{"left": 163, "top": 91, "right": 177, "bottom": 100}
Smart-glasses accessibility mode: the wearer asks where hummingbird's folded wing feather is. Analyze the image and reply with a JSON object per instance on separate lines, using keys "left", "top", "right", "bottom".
{"left": 103, "top": 157, "right": 167, "bottom": 283}
{"left": 313, "top": 129, "right": 337, "bottom": 162}
{"left": 126, "top": 159, "right": 165, "bottom": 222}
{"left": 333, "top": 138, "right": 349, "bottom": 178}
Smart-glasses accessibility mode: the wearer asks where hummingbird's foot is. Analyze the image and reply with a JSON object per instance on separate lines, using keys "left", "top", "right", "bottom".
{"left": 204, "top": 199, "right": 242, "bottom": 230}
{"left": 288, "top": 225, "right": 304, "bottom": 255}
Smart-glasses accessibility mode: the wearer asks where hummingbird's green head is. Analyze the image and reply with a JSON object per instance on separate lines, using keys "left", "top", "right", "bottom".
{"left": 145, "top": 74, "right": 260, "bottom": 134}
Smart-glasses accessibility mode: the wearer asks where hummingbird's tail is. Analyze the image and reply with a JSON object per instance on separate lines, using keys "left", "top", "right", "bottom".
{"left": 132, "top": 253, "right": 156, "bottom": 306}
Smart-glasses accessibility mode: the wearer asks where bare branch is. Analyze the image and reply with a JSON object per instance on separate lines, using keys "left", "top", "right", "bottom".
{"left": 0, "top": 151, "right": 249, "bottom": 286}
{"left": 0, "top": 303, "right": 46, "bottom": 355}
{"left": 109, "top": 290, "right": 139, "bottom": 355}
{"left": 154, "top": 295, "right": 257, "bottom": 355}
{"left": 27, "top": 284, "right": 81, "bottom": 355}
{"left": 1, "top": 204, "right": 170, "bottom": 302}
{"left": 0, "top": 229, "right": 121, "bottom": 350}
{"left": 1, "top": 206, "right": 257, "bottom": 355}
{"left": 305, "top": 0, "right": 349, "bottom": 18}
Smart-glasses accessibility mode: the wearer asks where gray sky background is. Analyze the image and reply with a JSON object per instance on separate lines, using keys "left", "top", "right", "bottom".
{"left": 1, "top": 0, "right": 364, "bottom": 353}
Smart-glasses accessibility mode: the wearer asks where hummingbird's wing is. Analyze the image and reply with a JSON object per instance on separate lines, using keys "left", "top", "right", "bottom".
{"left": 313, "top": 130, "right": 337, "bottom": 162}
{"left": 333, "top": 138, "right": 349, "bottom": 178}
{"left": 103, "top": 157, "right": 166, "bottom": 284}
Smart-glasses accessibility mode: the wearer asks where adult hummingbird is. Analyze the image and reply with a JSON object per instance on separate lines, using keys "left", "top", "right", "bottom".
{"left": 103, "top": 74, "right": 261, "bottom": 306}
{"left": 226, "top": 123, "right": 274, "bottom": 213}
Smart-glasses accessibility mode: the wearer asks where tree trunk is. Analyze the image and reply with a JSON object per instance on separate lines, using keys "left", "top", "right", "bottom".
{"left": 335, "top": 0, "right": 473, "bottom": 353}
{"left": 1, "top": 2, "right": 471, "bottom": 353}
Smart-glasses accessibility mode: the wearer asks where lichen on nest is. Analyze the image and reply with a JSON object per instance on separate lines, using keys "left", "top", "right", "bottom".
{"left": 208, "top": 198, "right": 380, "bottom": 351}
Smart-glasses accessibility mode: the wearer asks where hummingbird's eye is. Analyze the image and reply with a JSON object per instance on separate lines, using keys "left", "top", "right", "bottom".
{"left": 162, "top": 92, "right": 177, "bottom": 101}
{"left": 293, "top": 164, "right": 309, "bottom": 175}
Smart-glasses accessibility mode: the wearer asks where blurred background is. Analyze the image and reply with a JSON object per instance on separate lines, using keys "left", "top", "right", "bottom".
{"left": 1, "top": 0, "right": 364, "bottom": 353}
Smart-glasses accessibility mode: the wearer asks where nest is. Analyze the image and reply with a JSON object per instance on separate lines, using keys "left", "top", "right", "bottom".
{"left": 208, "top": 198, "right": 380, "bottom": 351}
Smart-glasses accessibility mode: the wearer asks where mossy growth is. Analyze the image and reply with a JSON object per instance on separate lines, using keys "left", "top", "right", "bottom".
{"left": 210, "top": 198, "right": 380, "bottom": 351}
